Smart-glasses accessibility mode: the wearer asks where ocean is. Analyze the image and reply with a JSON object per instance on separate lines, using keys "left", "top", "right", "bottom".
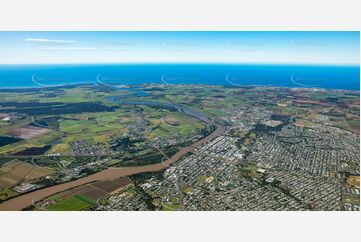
{"left": 0, "top": 64, "right": 359, "bottom": 90}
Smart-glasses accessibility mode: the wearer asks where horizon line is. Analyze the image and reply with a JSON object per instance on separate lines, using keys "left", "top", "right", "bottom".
{"left": 0, "top": 62, "right": 359, "bottom": 67}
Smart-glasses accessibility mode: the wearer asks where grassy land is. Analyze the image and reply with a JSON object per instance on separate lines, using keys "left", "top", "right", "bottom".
{"left": 347, "top": 176, "right": 360, "bottom": 189}
{"left": 161, "top": 199, "right": 181, "bottom": 211}
{"left": 47, "top": 195, "right": 96, "bottom": 211}
{"left": 182, "top": 186, "right": 193, "bottom": 195}
{"left": 0, "top": 160, "right": 53, "bottom": 201}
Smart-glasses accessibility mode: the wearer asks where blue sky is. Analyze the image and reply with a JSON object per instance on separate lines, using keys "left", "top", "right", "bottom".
{"left": 0, "top": 31, "right": 359, "bottom": 65}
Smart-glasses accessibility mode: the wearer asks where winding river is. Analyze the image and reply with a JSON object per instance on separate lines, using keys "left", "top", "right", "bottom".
{"left": 0, "top": 89, "right": 225, "bottom": 211}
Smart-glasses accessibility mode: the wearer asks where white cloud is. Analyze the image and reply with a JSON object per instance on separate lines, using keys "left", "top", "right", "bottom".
{"left": 24, "top": 38, "right": 77, "bottom": 43}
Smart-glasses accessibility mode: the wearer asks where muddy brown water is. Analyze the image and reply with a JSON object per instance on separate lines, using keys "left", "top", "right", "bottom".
{"left": 0, "top": 124, "right": 225, "bottom": 211}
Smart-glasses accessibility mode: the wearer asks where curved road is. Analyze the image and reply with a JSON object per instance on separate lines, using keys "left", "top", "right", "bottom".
{"left": 0, "top": 105, "right": 225, "bottom": 210}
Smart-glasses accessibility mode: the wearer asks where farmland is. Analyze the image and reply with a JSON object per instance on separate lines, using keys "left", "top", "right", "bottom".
{"left": 0, "top": 160, "right": 53, "bottom": 201}
{"left": 0, "top": 83, "right": 359, "bottom": 211}
{"left": 32, "top": 177, "right": 132, "bottom": 211}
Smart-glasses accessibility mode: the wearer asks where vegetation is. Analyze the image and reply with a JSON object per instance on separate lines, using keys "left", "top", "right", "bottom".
{"left": 47, "top": 195, "right": 95, "bottom": 211}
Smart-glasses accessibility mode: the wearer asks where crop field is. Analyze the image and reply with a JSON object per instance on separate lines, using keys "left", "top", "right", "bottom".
{"left": 0, "top": 128, "right": 61, "bottom": 155}
{"left": 8, "top": 125, "right": 51, "bottom": 139}
{"left": 0, "top": 160, "right": 54, "bottom": 201}
{"left": 0, "top": 160, "right": 54, "bottom": 189}
{"left": 346, "top": 119, "right": 360, "bottom": 133}
{"left": 0, "top": 85, "right": 210, "bottom": 158}
{"left": 46, "top": 195, "right": 96, "bottom": 211}
{"left": 37, "top": 177, "right": 132, "bottom": 211}
{"left": 150, "top": 112, "right": 204, "bottom": 137}
{"left": 0, "top": 83, "right": 358, "bottom": 212}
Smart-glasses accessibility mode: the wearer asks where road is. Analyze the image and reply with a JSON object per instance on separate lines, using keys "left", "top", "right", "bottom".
{"left": 0, "top": 124, "right": 225, "bottom": 211}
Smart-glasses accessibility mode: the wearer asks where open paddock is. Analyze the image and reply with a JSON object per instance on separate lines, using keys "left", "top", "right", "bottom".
{"left": 39, "top": 177, "right": 132, "bottom": 210}
{"left": 347, "top": 176, "right": 360, "bottom": 189}
{"left": 8, "top": 125, "right": 51, "bottom": 139}
{"left": 0, "top": 160, "right": 53, "bottom": 190}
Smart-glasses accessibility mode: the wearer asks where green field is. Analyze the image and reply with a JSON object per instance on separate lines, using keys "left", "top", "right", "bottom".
{"left": 47, "top": 195, "right": 96, "bottom": 211}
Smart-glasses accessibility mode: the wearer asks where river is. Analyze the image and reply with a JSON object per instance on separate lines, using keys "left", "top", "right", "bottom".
{"left": 0, "top": 93, "right": 225, "bottom": 211}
